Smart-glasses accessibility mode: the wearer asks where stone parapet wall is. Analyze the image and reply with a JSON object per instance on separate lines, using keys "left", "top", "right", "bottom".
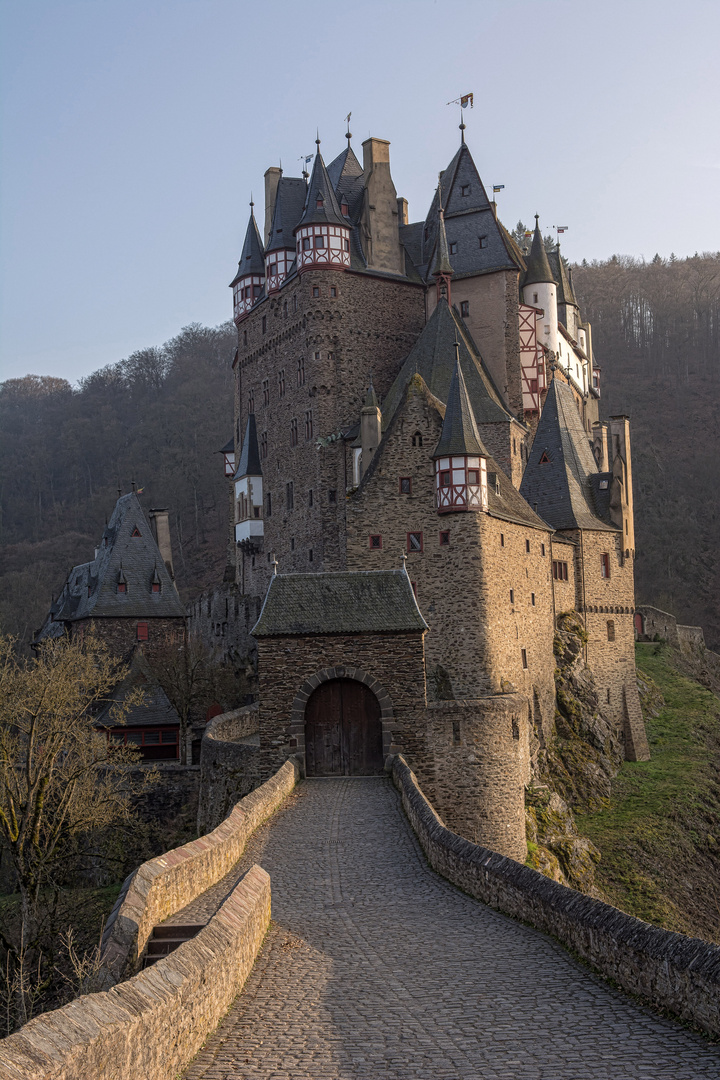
{"left": 100, "top": 757, "right": 298, "bottom": 982}
{"left": 0, "top": 865, "right": 271, "bottom": 1080}
{"left": 197, "top": 704, "right": 261, "bottom": 834}
{"left": 392, "top": 754, "right": 720, "bottom": 1038}
{"left": 677, "top": 624, "right": 706, "bottom": 649}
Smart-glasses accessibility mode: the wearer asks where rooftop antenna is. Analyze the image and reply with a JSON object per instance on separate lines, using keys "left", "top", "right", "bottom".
{"left": 345, "top": 112, "right": 352, "bottom": 144}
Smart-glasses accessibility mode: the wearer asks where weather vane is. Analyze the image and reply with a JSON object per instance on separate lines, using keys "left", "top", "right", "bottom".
{"left": 447, "top": 93, "right": 473, "bottom": 143}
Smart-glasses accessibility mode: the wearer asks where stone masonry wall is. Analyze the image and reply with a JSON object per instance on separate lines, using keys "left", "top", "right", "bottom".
{"left": 0, "top": 866, "right": 271, "bottom": 1080}
{"left": 70, "top": 616, "right": 185, "bottom": 663}
{"left": 197, "top": 704, "right": 261, "bottom": 834}
{"left": 256, "top": 631, "right": 427, "bottom": 779}
{"left": 100, "top": 759, "right": 298, "bottom": 982}
{"left": 392, "top": 754, "right": 720, "bottom": 1039}
{"left": 187, "top": 583, "right": 260, "bottom": 667}
{"left": 234, "top": 267, "right": 425, "bottom": 599}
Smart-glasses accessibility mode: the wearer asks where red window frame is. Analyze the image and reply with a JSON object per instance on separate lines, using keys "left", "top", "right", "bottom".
{"left": 407, "top": 532, "right": 423, "bottom": 553}
{"left": 117, "top": 582, "right": 126, "bottom": 594}
{"left": 601, "top": 553, "right": 611, "bottom": 578}
{"left": 440, "top": 470, "right": 451, "bottom": 488}
{"left": 369, "top": 535, "right": 382, "bottom": 549}
{"left": 136, "top": 622, "right": 149, "bottom": 641}
{"left": 399, "top": 477, "right": 412, "bottom": 494}
{"left": 151, "top": 583, "right": 160, "bottom": 594}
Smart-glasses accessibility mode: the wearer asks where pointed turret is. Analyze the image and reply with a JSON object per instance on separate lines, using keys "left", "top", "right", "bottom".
{"left": 432, "top": 191, "right": 453, "bottom": 304}
{"left": 265, "top": 176, "right": 306, "bottom": 292}
{"left": 548, "top": 243, "right": 580, "bottom": 337}
{"left": 522, "top": 216, "right": 559, "bottom": 355}
{"left": 234, "top": 414, "right": 264, "bottom": 548}
{"left": 294, "top": 140, "right": 351, "bottom": 271}
{"left": 432, "top": 346, "right": 489, "bottom": 514}
{"left": 230, "top": 203, "right": 266, "bottom": 324}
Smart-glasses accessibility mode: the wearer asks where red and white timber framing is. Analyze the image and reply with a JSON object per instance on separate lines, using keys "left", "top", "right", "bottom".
{"left": 519, "top": 304, "right": 546, "bottom": 413}
{"left": 296, "top": 224, "right": 351, "bottom": 271}
{"left": 266, "top": 249, "right": 295, "bottom": 294}
{"left": 435, "top": 455, "right": 488, "bottom": 513}
{"left": 233, "top": 276, "right": 264, "bottom": 324}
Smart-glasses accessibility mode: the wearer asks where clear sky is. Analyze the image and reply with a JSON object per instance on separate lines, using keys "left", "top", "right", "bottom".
{"left": 1, "top": 0, "right": 718, "bottom": 384}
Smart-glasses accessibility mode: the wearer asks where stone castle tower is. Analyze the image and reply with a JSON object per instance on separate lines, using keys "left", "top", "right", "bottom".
{"left": 218, "top": 126, "right": 648, "bottom": 861}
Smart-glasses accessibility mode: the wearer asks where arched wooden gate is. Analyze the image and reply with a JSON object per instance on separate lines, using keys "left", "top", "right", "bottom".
{"left": 304, "top": 678, "right": 384, "bottom": 776}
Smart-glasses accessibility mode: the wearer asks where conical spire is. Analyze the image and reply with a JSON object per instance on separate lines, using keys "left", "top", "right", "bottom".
{"left": 232, "top": 203, "right": 265, "bottom": 281}
{"left": 432, "top": 191, "right": 453, "bottom": 279}
{"left": 234, "top": 414, "right": 262, "bottom": 480}
{"left": 295, "top": 148, "right": 347, "bottom": 231}
{"left": 433, "top": 345, "right": 488, "bottom": 459}
{"left": 523, "top": 215, "right": 555, "bottom": 286}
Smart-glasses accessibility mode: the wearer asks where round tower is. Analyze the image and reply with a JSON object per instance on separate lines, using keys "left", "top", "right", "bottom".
{"left": 522, "top": 215, "right": 558, "bottom": 356}
{"left": 230, "top": 200, "right": 265, "bottom": 325}
{"left": 432, "top": 346, "right": 489, "bottom": 513}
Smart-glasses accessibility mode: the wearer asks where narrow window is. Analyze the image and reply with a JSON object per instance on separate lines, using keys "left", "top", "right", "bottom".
{"left": 262, "top": 378, "right": 269, "bottom": 406}
{"left": 601, "top": 553, "right": 611, "bottom": 578}
{"left": 510, "top": 589, "right": 514, "bottom": 604}
{"left": 243, "top": 329, "right": 248, "bottom": 347}
{"left": 309, "top": 549, "right": 313, "bottom": 562}
{"left": 400, "top": 477, "right": 412, "bottom": 494}
{"left": 606, "top": 688, "right": 611, "bottom": 704}
{"left": 286, "top": 482, "right": 294, "bottom": 510}
{"left": 302, "top": 236, "right": 311, "bottom": 251}
{"left": 248, "top": 390, "right": 254, "bottom": 414}
{"left": 266, "top": 492, "right": 272, "bottom": 517}
{"left": 531, "top": 593, "right": 535, "bottom": 606}
{"left": 439, "top": 530, "right": 450, "bottom": 546}
{"left": 461, "top": 184, "right": 470, "bottom": 197}
{"left": 449, "top": 241, "right": 458, "bottom": 255}
{"left": 541, "top": 543, "right": 546, "bottom": 556}
{"left": 607, "top": 620, "right": 616, "bottom": 642}
{"left": 308, "top": 489, "right": 313, "bottom": 507}
{"left": 297, "top": 356, "right": 305, "bottom": 386}
{"left": 521, "top": 648, "right": 528, "bottom": 669}
{"left": 137, "top": 622, "right": 149, "bottom": 642}
{"left": 260, "top": 432, "right": 268, "bottom": 460}
{"left": 328, "top": 489, "right": 337, "bottom": 503}
{"left": 525, "top": 539, "right": 530, "bottom": 553}
{"left": 479, "top": 235, "right": 488, "bottom": 249}
{"left": 343, "top": 238, "right": 349, "bottom": 251}
{"left": 290, "top": 418, "right": 298, "bottom": 446}
{"left": 407, "top": 532, "right": 423, "bottom": 552}
{"left": 312, "top": 286, "right": 320, "bottom": 297}
{"left": 262, "top": 316, "right": 267, "bottom": 334}
{"left": 452, "top": 720, "right": 461, "bottom": 745}
{"left": 411, "top": 431, "right": 423, "bottom": 447}
{"left": 305, "top": 410, "right": 313, "bottom": 440}
{"left": 278, "top": 369, "right": 285, "bottom": 397}
{"left": 330, "top": 286, "right": 337, "bottom": 297}
{"left": 293, "top": 295, "right": 298, "bottom": 311}
{"left": 513, "top": 438, "right": 516, "bottom": 453}
{"left": 533, "top": 292, "right": 539, "bottom": 304}
{"left": 314, "top": 235, "right": 325, "bottom": 250}
{"left": 500, "top": 533, "right": 505, "bottom": 547}
{"left": 290, "top": 537, "right": 295, "bottom": 551}
{"left": 369, "top": 535, "right": 382, "bottom": 549}
{"left": 460, "top": 300, "right": 469, "bottom": 318}
{"left": 283, "top": 300, "right": 288, "bottom": 317}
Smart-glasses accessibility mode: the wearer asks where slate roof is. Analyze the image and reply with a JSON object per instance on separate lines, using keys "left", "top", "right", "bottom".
{"left": 230, "top": 210, "right": 265, "bottom": 285}
{"left": 234, "top": 414, "right": 262, "bottom": 479}
{"left": 265, "top": 177, "right": 307, "bottom": 254}
{"left": 520, "top": 379, "right": 617, "bottom": 531}
{"left": 548, "top": 245, "right": 578, "bottom": 309}
{"left": 522, "top": 219, "right": 555, "bottom": 287}
{"left": 95, "top": 650, "right": 181, "bottom": 730}
{"left": 44, "top": 494, "right": 185, "bottom": 628}
{"left": 252, "top": 570, "right": 429, "bottom": 637}
{"left": 381, "top": 299, "right": 512, "bottom": 430}
{"left": 432, "top": 354, "right": 488, "bottom": 458}
{"left": 295, "top": 149, "right": 347, "bottom": 230}
{"left": 418, "top": 144, "right": 523, "bottom": 281}
{"left": 327, "top": 144, "right": 364, "bottom": 219}
{"left": 432, "top": 201, "right": 453, "bottom": 278}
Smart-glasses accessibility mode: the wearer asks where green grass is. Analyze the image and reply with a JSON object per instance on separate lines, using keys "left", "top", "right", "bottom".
{"left": 576, "top": 643, "right": 720, "bottom": 940}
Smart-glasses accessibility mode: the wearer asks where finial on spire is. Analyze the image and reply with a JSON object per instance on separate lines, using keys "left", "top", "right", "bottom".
{"left": 316, "top": 129, "right": 321, "bottom": 149}
{"left": 401, "top": 552, "right": 408, "bottom": 571}
{"left": 250, "top": 193, "right": 254, "bottom": 210}
{"left": 345, "top": 112, "right": 352, "bottom": 143}
{"left": 459, "top": 112, "right": 466, "bottom": 144}
{"left": 271, "top": 555, "right": 279, "bottom": 576}
{"left": 453, "top": 339, "right": 461, "bottom": 362}
{"left": 534, "top": 213, "right": 539, "bottom": 226}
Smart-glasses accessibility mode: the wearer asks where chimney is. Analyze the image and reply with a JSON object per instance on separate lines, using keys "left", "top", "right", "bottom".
{"left": 396, "top": 197, "right": 408, "bottom": 227}
{"left": 591, "top": 421, "right": 610, "bottom": 472}
{"left": 361, "top": 138, "right": 403, "bottom": 275}
{"left": 608, "top": 416, "right": 635, "bottom": 556}
{"left": 360, "top": 382, "right": 382, "bottom": 479}
{"left": 149, "top": 508, "right": 175, "bottom": 580}
{"left": 263, "top": 167, "right": 282, "bottom": 246}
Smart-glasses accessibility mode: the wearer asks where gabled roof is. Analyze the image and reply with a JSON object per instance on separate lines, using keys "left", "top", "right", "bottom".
{"left": 548, "top": 245, "right": 578, "bottom": 308}
{"left": 230, "top": 209, "right": 265, "bottom": 285}
{"left": 381, "top": 299, "right": 513, "bottom": 430}
{"left": 251, "top": 570, "right": 428, "bottom": 637}
{"left": 47, "top": 494, "right": 185, "bottom": 625}
{"left": 432, "top": 352, "right": 487, "bottom": 458}
{"left": 234, "top": 414, "right": 262, "bottom": 479}
{"left": 265, "top": 177, "right": 307, "bottom": 254}
{"left": 295, "top": 149, "right": 347, "bottom": 231}
{"left": 520, "top": 379, "right": 616, "bottom": 531}
{"left": 95, "top": 649, "right": 181, "bottom": 729}
{"left": 522, "top": 218, "right": 555, "bottom": 287}
{"left": 419, "top": 144, "right": 523, "bottom": 280}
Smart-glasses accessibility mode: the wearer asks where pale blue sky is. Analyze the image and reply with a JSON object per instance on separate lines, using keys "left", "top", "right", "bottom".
{"left": 1, "top": 0, "right": 718, "bottom": 383}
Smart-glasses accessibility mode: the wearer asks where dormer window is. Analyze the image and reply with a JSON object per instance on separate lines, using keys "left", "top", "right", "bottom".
{"left": 152, "top": 582, "right": 160, "bottom": 593}
{"left": 539, "top": 451, "right": 551, "bottom": 464}
{"left": 479, "top": 235, "right": 488, "bottom": 248}
{"left": 117, "top": 583, "right": 127, "bottom": 594}
{"left": 131, "top": 527, "right": 141, "bottom": 537}
{"left": 461, "top": 185, "right": 470, "bottom": 197}
{"left": 449, "top": 241, "right": 458, "bottom": 255}
{"left": 316, "top": 194, "right": 324, "bottom": 209}
{"left": 341, "top": 200, "right": 349, "bottom": 217}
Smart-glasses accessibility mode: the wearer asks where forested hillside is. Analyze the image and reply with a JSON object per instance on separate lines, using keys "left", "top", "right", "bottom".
{"left": 573, "top": 253, "right": 720, "bottom": 649}
{"left": 0, "top": 324, "right": 235, "bottom": 646}
{"left": 1, "top": 253, "right": 718, "bottom": 651}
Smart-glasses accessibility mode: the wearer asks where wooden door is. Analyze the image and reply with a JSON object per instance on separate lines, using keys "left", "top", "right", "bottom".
{"left": 304, "top": 679, "right": 383, "bottom": 776}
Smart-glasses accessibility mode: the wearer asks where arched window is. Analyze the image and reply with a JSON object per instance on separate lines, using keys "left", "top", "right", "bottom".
{"left": 411, "top": 431, "right": 423, "bottom": 447}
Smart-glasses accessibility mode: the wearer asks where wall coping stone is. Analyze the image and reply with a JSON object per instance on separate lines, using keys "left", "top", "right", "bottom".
{"left": 391, "top": 754, "right": 720, "bottom": 1038}
{"left": 0, "top": 865, "right": 271, "bottom": 1080}
{"left": 99, "top": 754, "right": 297, "bottom": 984}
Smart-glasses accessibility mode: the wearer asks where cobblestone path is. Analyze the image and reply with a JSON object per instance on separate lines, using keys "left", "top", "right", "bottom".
{"left": 183, "top": 778, "right": 720, "bottom": 1079}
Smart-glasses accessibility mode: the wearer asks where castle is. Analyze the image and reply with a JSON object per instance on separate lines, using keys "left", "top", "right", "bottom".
{"left": 222, "top": 125, "right": 650, "bottom": 861}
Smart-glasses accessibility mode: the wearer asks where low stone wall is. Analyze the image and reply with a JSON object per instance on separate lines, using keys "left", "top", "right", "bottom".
{"left": 391, "top": 754, "right": 720, "bottom": 1038}
{"left": 0, "top": 865, "right": 271, "bottom": 1080}
{"left": 101, "top": 756, "right": 298, "bottom": 983}
{"left": 197, "top": 704, "right": 261, "bottom": 833}
{"left": 677, "top": 624, "right": 706, "bottom": 650}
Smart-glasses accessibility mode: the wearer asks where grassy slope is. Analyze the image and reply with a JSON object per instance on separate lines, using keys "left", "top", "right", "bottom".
{"left": 576, "top": 643, "right": 720, "bottom": 943}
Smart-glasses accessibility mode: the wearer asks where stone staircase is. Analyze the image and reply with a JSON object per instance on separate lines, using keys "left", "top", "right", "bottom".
{"left": 143, "top": 923, "right": 205, "bottom": 967}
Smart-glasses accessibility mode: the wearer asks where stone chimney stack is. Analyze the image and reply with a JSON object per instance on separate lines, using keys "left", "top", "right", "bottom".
{"left": 608, "top": 416, "right": 635, "bottom": 557}
{"left": 149, "top": 508, "right": 175, "bottom": 580}
{"left": 361, "top": 138, "right": 404, "bottom": 275}
{"left": 263, "top": 167, "right": 282, "bottom": 246}
{"left": 396, "top": 197, "right": 408, "bottom": 227}
{"left": 360, "top": 381, "right": 382, "bottom": 479}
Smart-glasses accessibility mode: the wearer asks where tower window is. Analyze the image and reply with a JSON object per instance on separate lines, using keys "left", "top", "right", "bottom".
{"left": 248, "top": 390, "right": 254, "bottom": 414}
{"left": 500, "top": 533, "right": 505, "bottom": 546}
{"left": 411, "top": 431, "right": 423, "bottom": 447}
{"left": 539, "top": 451, "right": 551, "bottom": 464}
{"left": 262, "top": 316, "right": 267, "bottom": 334}
{"left": 286, "top": 482, "right": 294, "bottom": 510}
{"left": 117, "top": 582, "right": 127, "bottom": 594}
{"left": 297, "top": 357, "right": 305, "bottom": 386}
{"left": 243, "top": 330, "right": 248, "bottom": 346}
{"left": 343, "top": 238, "right": 349, "bottom": 251}
{"left": 283, "top": 300, "right": 288, "bottom": 317}
{"left": 278, "top": 369, "right": 285, "bottom": 397}
{"left": 525, "top": 539, "right": 530, "bottom": 553}
{"left": 467, "top": 469, "right": 479, "bottom": 484}
{"left": 607, "top": 620, "right": 616, "bottom": 641}
{"left": 305, "top": 410, "right": 313, "bottom": 440}
{"left": 369, "top": 535, "right": 382, "bottom": 549}
{"left": 309, "top": 549, "right": 313, "bottom": 562}
{"left": 316, "top": 195, "right": 324, "bottom": 209}
{"left": 601, "top": 553, "right": 611, "bottom": 578}
{"left": 267, "top": 263, "right": 276, "bottom": 277}
{"left": 531, "top": 593, "right": 535, "bottom": 606}
{"left": 341, "top": 200, "right": 349, "bottom": 217}
{"left": 290, "top": 537, "right": 295, "bottom": 551}
{"left": 440, "top": 470, "right": 451, "bottom": 487}
{"left": 266, "top": 492, "right": 272, "bottom": 517}
{"left": 262, "top": 379, "right": 269, "bottom": 406}
{"left": 399, "top": 477, "right": 411, "bottom": 494}
{"left": 260, "top": 432, "right": 268, "bottom": 460}
{"left": 439, "top": 530, "right": 450, "bottom": 546}
{"left": 131, "top": 527, "right": 141, "bottom": 538}
{"left": 152, "top": 582, "right": 160, "bottom": 594}
{"left": 312, "top": 286, "right": 320, "bottom": 297}
{"left": 137, "top": 622, "right": 149, "bottom": 642}
{"left": 533, "top": 292, "right": 538, "bottom": 304}
{"left": 510, "top": 589, "right": 514, "bottom": 604}
{"left": 290, "top": 418, "right": 298, "bottom": 447}
{"left": 308, "top": 489, "right": 313, "bottom": 507}
{"left": 314, "top": 235, "right": 326, "bottom": 250}
{"left": 449, "top": 241, "right": 458, "bottom": 255}
{"left": 330, "top": 286, "right": 337, "bottom": 297}
{"left": 479, "top": 235, "right": 488, "bottom": 249}
{"left": 302, "top": 237, "right": 311, "bottom": 251}
{"left": 461, "top": 185, "right": 470, "bottom": 197}
{"left": 328, "top": 489, "right": 337, "bottom": 503}
{"left": 521, "top": 648, "right": 528, "bottom": 669}
{"left": 407, "top": 532, "right": 423, "bottom": 553}
{"left": 460, "top": 301, "right": 469, "bottom": 318}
